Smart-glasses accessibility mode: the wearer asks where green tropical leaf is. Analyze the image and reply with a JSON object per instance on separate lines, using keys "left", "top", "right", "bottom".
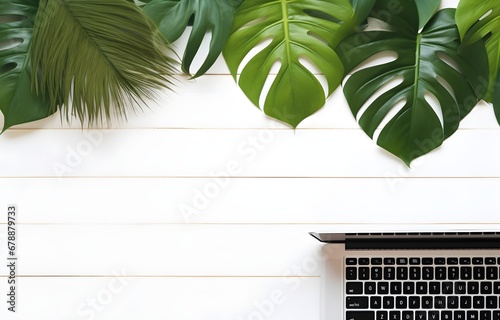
{"left": 144, "top": 0, "right": 243, "bottom": 77}
{"left": 31, "top": 0, "right": 177, "bottom": 125}
{"left": 415, "top": 0, "right": 440, "bottom": 29}
{"left": 338, "top": 2, "right": 487, "bottom": 166}
{"left": 456, "top": 0, "right": 500, "bottom": 123}
{"left": 0, "top": 0, "right": 53, "bottom": 132}
{"left": 223, "top": 0, "right": 376, "bottom": 128}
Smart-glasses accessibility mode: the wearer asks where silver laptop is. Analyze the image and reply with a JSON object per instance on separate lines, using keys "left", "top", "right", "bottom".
{"left": 310, "top": 228, "right": 500, "bottom": 320}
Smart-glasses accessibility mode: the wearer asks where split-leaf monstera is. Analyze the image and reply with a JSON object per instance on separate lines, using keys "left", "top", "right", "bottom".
{"left": 0, "top": 0, "right": 52, "bottom": 132}
{"left": 144, "top": 0, "right": 243, "bottom": 78}
{"left": 456, "top": 0, "right": 500, "bottom": 124}
{"left": 223, "top": 0, "right": 376, "bottom": 128}
{"left": 338, "top": 1, "right": 487, "bottom": 165}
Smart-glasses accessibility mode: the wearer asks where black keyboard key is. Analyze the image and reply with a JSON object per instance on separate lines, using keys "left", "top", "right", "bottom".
{"left": 372, "top": 267, "right": 383, "bottom": 280}
{"left": 347, "top": 282, "right": 363, "bottom": 294}
{"left": 480, "top": 311, "right": 491, "bottom": 320}
{"left": 423, "top": 267, "right": 434, "bottom": 280}
{"left": 494, "top": 312, "right": 500, "bottom": 320}
{"left": 460, "top": 258, "right": 471, "bottom": 265}
{"left": 378, "top": 311, "right": 389, "bottom": 320}
{"left": 486, "top": 267, "right": 498, "bottom": 280}
{"left": 455, "top": 282, "right": 466, "bottom": 294}
{"left": 347, "top": 258, "right": 358, "bottom": 265}
{"left": 397, "top": 267, "right": 408, "bottom": 280}
{"left": 442, "top": 311, "right": 453, "bottom": 320}
{"left": 347, "top": 311, "right": 375, "bottom": 320}
{"left": 447, "top": 258, "right": 459, "bottom": 265}
{"left": 461, "top": 267, "right": 472, "bottom": 280}
{"left": 372, "top": 258, "right": 383, "bottom": 265}
{"left": 468, "top": 282, "right": 479, "bottom": 294}
{"left": 485, "top": 258, "right": 496, "bottom": 265}
{"left": 436, "top": 267, "right": 447, "bottom": 280}
{"left": 422, "top": 297, "right": 433, "bottom": 309}
{"left": 486, "top": 296, "right": 498, "bottom": 309}
{"left": 417, "top": 282, "right": 428, "bottom": 294}
{"left": 390, "top": 311, "right": 401, "bottom": 320}
{"left": 473, "top": 258, "right": 484, "bottom": 265}
{"left": 347, "top": 296, "right": 369, "bottom": 309}
{"left": 455, "top": 311, "right": 466, "bottom": 320}
{"left": 422, "top": 258, "right": 433, "bottom": 265}
{"left": 410, "top": 258, "right": 421, "bottom": 265}
{"left": 409, "top": 297, "right": 420, "bottom": 309}
{"left": 460, "top": 296, "right": 472, "bottom": 309}
{"left": 449, "top": 267, "right": 460, "bottom": 280}
{"left": 403, "top": 311, "right": 414, "bottom": 320}
{"left": 416, "top": 311, "right": 427, "bottom": 320}
{"left": 473, "top": 296, "right": 485, "bottom": 309}
{"left": 396, "top": 297, "right": 407, "bottom": 309}
{"left": 391, "top": 282, "right": 402, "bottom": 294}
{"left": 495, "top": 282, "right": 500, "bottom": 294}
{"left": 378, "top": 282, "right": 389, "bottom": 294}
{"left": 448, "top": 296, "right": 459, "bottom": 309}
{"left": 347, "top": 267, "right": 357, "bottom": 280}
{"left": 435, "top": 258, "right": 446, "bottom": 265}
{"left": 371, "top": 296, "right": 382, "bottom": 309}
{"left": 397, "top": 258, "right": 408, "bottom": 265}
{"left": 474, "top": 267, "right": 485, "bottom": 280}
{"left": 467, "top": 311, "right": 479, "bottom": 320}
{"left": 435, "top": 297, "right": 446, "bottom": 309}
{"left": 360, "top": 267, "right": 370, "bottom": 280}
{"left": 481, "top": 281, "right": 493, "bottom": 294}
{"left": 359, "top": 258, "right": 370, "bottom": 265}
{"left": 442, "top": 282, "right": 453, "bottom": 294}
{"left": 385, "top": 267, "right": 396, "bottom": 280}
{"left": 430, "top": 282, "right": 441, "bottom": 294}
{"left": 410, "top": 267, "right": 421, "bottom": 280}
{"left": 384, "top": 296, "right": 395, "bottom": 309}
{"left": 429, "top": 311, "right": 440, "bottom": 320}
{"left": 365, "top": 282, "right": 376, "bottom": 294}
{"left": 404, "top": 282, "right": 415, "bottom": 294}
{"left": 384, "top": 258, "right": 396, "bottom": 265}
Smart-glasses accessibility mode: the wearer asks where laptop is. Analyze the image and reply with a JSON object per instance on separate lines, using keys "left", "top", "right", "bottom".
{"left": 310, "top": 227, "right": 500, "bottom": 320}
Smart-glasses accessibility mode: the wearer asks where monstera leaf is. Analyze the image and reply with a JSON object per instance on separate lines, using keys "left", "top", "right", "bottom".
{"left": 456, "top": 0, "right": 500, "bottom": 123}
{"left": 338, "top": 1, "right": 487, "bottom": 165}
{"left": 31, "top": 0, "right": 176, "bottom": 125}
{"left": 223, "top": 0, "right": 376, "bottom": 128}
{"left": 144, "top": 0, "right": 243, "bottom": 77}
{"left": 0, "top": 0, "right": 53, "bottom": 132}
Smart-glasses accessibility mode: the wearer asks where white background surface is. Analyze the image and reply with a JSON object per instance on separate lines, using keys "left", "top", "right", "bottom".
{"left": 1, "top": 0, "right": 499, "bottom": 319}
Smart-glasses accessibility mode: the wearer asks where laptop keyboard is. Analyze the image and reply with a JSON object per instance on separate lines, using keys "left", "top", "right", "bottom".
{"left": 345, "top": 257, "right": 500, "bottom": 320}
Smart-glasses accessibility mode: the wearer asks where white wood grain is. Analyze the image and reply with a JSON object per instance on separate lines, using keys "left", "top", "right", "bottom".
{"left": 1, "top": 129, "right": 500, "bottom": 177}
{"left": 6, "top": 81, "right": 498, "bottom": 130}
{"left": 0, "top": 225, "right": 324, "bottom": 277}
{"left": 0, "top": 277, "right": 319, "bottom": 320}
{"left": 1, "top": 178, "right": 499, "bottom": 224}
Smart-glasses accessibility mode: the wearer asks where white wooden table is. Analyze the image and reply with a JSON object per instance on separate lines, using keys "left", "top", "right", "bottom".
{"left": 1, "top": 1, "right": 499, "bottom": 319}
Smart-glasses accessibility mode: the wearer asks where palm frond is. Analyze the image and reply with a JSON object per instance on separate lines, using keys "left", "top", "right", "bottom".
{"left": 31, "top": 0, "right": 177, "bottom": 125}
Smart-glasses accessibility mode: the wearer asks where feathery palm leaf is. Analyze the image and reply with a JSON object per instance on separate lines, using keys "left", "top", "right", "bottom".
{"left": 31, "top": 0, "right": 177, "bottom": 125}
{"left": 0, "top": 0, "right": 53, "bottom": 132}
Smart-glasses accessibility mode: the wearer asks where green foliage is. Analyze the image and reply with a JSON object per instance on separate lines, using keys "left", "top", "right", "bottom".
{"left": 338, "top": 1, "right": 487, "bottom": 165}
{"left": 0, "top": 0, "right": 53, "bottom": 132}
{"left": 223, "top": 0, "right": 376, "bottom": 128}
{"left": 456, "top": 0, "right": 500, "bottom": 123}
{"left": 31, "top": 0, "right": 177, "bottom": 125}
{"left": 144, "top": 0, "right": 243, "bottom": 77}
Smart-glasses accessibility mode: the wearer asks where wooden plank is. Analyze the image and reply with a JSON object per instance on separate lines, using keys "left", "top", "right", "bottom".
{"left": 1, "top": 178, "right": 499, "bottom": 224}
{"left": 1, "top": 129, "right": 500, "bottom": 177}
{"left": 0, "top": 276, "right": 319, "bottom": 320}
{"left": 0, "top": 225, "right": 324, "bottom": 276}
